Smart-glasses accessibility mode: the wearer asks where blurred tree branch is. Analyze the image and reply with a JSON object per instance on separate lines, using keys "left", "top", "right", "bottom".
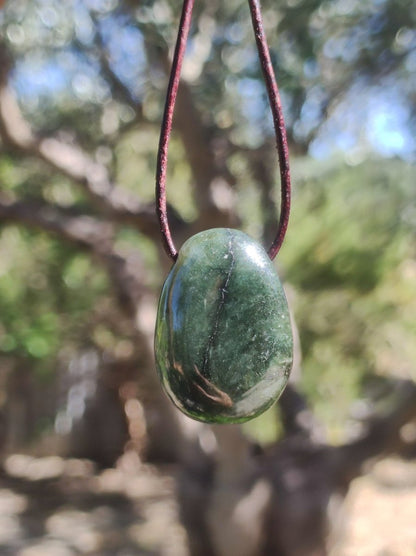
{"left": 337, "top": 379, "right": 416, "bottom": 482}
{"left": 91, "top": 25, "right": 143, "bottom": 110}
{"left": 0, "top": 196, "right": 113, "bottom": 248}
{"left": 0, "top": 83, "right": 161, "bottom": 235}
{"left": 0, "top": 192, "right": 187, "bottom": 461}
{"left": 0, "top": 195, "right": 143, "bottom": 313}
{"left": 144, "top": 35, "right": 239, "bottom": 230}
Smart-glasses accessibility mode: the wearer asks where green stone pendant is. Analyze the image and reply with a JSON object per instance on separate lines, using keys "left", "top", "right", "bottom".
{"left": 154, "top": 228, "right": 293, "bottom": 423}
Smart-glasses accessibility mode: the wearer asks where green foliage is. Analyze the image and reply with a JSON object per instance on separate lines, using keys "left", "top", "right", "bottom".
{"left": 0, "top": 0, "right": 415, "bottom": 448}
{"left": 284, "top": 159, "right": 413, "bottom": 291}
{"left": 2, "top": 0, "right": 415, "bottom": 151}
{"left": 279, "top": 158, "right": 416, "bottom": 440}
{"left": 115, "top": 129, "right": 197, "bottom": 222}
{"left": 1, "top": 154, "right": 413, "bottom": 442}
{"left": 0, "top": 226, "right": 109, "bottom": 378}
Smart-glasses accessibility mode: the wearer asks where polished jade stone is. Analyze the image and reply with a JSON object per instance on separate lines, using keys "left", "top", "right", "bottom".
{"left": 154, "top": 228, "right": 293, "bottom": 424}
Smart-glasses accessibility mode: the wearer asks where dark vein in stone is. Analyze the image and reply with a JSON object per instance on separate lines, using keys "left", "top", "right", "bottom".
{"left": 201, "top": 230, "right": 235, "bottom": 378}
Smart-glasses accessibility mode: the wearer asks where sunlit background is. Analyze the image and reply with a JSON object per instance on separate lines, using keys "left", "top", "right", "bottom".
{"left": 0, "top": 0, "right": 415, "bottom": 554}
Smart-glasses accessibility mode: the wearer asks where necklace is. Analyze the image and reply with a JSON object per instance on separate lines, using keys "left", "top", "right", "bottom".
{"left": 154, "top": 0, "right": 293, "bottom": 424}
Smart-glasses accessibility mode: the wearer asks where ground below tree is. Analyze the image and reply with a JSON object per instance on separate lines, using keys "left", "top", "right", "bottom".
{"left": 0, "top": 453, "right": 414, "bottom": 556}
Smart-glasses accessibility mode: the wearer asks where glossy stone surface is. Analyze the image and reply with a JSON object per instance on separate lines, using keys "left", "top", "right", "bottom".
{"left": 154, "top": 228, "right": 293, "bottom": 423}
